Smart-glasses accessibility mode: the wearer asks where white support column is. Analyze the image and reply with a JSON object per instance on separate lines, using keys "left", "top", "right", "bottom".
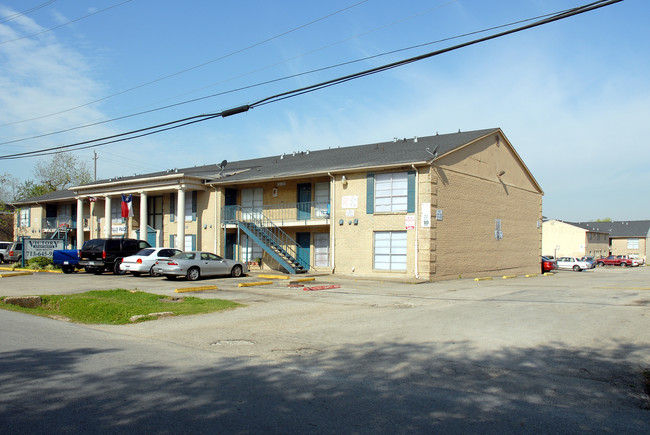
{"left": 176, "top": 187, "right": 186, "bottom": 249}
{"left": 76, "top": 197, "right": 84, "bottom": 248}
{"left": 104, "top": 195, "right": 112, "bottom": 238}
{"left": 139, "top": 191, "right": 148, "bottom": 242}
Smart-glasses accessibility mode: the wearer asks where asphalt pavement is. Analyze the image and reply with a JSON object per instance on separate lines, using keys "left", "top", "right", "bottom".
{"left": 1, "top": 266, "right": 649, "bottom": 433}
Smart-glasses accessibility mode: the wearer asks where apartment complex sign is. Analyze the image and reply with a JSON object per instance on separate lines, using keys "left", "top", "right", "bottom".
{"left": 25, "top": 239, "right": 64, "bottom": 259}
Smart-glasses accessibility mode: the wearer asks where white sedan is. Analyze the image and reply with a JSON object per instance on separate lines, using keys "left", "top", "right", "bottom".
{"left": 556, "top": 256, "right": 591, "bottom": 271}
{"left": 119, "top": 247, "right": 182, "bottom": 276}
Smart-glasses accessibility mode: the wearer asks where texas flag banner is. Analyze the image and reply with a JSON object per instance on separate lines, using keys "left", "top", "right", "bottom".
{"left": 121, "top": 194, "right": 134, "bottom": 218}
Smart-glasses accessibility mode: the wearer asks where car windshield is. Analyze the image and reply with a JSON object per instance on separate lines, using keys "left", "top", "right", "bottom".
{"left": 172, "top": 252, "right": 196, "bottom": 260}
{"left": 136, "top": 248, "right": 155, "bottom": 256}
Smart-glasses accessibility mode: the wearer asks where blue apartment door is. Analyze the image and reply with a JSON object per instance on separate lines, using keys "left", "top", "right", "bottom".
{"left": 296, "top": 232, "right": 310, "bottom": 270}
{"left": 297, "top": 183, "right": 311, "bottom": 220}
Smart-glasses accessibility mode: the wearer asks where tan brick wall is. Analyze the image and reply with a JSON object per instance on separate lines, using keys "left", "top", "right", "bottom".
{"left": 430, "top": 168, "right": 541, "bottom": 279}
{"left": 611, "top": 237, "right": 647, "bottom": 259}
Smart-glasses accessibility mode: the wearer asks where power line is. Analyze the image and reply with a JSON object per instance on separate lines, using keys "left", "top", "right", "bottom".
{"left": 0, "top": 0, "right": 57, "bottom": 25}
{"left": 0, "top": 0, "right": 369, "bottom": 128}
{"left": 0, "top": 0, "right": 132, "bottom": 46}
{"left": 0, "top": 0, "right": 623, "bottom": 161}
{"left": 0, "top": 1, "right": 563, "bottom": 148}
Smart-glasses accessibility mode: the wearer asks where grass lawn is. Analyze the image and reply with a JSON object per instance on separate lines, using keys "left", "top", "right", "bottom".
{"left": 0, "top": 289, "right": 242, "bottom": 324}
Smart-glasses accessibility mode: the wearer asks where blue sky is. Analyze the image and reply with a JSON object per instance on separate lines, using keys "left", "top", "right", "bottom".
{"left": 0, "top": 0, "right": 648, "bottom": 221}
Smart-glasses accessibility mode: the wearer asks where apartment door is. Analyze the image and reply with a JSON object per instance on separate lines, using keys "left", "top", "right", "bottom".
{"left": 297, "top": 183, "right": 311, "bottom": 220}
{"left": 314, "top": 233, "right": 330, "bottom": 267}
{"left": 296, "top": 232, "right": 310, "bottom": 270}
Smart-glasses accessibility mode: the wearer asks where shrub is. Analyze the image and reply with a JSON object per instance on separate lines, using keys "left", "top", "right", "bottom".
{"left": 28, "top": 256, "right": 53, "bottom": 269}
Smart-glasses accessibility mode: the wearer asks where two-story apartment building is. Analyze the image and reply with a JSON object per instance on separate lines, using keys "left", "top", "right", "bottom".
{"left": 542, "top": 219, "right": 609, "bottom": 258}
{"left": 12, "top": 128, "right": 544, "bottom": 280}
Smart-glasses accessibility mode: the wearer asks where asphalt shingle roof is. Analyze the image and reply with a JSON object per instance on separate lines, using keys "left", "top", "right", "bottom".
{"left": 570, "top": 220, "right": 650, "bottom": 238}
{"left": 13, "top": 128, "right": 500, "bottom": 204}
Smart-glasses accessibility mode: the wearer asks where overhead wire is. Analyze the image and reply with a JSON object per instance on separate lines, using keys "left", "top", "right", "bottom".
{"left": 0, "top": 0, "right": 369, "bottom": 127}
{"left": 0, "top": 0, "right": 623, "bottom": 161}
{"left": 0, "top": 0, "right": 57, "bottom": 25}
{"left": 0, "top": 0, "right": 132, "bottom": 46}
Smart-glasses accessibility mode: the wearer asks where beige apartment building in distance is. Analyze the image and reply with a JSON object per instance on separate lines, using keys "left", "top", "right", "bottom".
{"left": 12, "top": 128, "right": 544, "bottom": 281}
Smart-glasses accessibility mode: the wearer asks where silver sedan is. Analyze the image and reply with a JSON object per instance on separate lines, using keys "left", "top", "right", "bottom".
{"left": 154, "top": 251, "right": 248, "bottom": 281}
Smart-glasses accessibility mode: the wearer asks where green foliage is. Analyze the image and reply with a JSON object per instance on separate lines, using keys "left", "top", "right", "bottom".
{"left": 27, "top": 256, "right": 54, "bottom": 269}
{"left": 14, "top": 180, "right": 54, "bottom": 201}
{"left": 0, "top": 289, "right": 242, "bottom": 324}
{"left": 34, "top": 152, "right": 92, "bottom": 191}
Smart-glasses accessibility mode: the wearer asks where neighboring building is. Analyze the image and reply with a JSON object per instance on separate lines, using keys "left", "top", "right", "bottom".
{"left": 11, "top": 128, "right": 544, "bottom": 280}
{"left": 571, "top": 220, "right": 650, "bottom": 262}
{"left": 542, "top": 219, "right": 609, "bottom": 258}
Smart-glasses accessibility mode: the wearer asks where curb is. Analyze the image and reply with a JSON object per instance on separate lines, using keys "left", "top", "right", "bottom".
{"left": 175, "top": 285, "right": 218, "bottom": 293}
{"left": 238, "top": 281, "right": 274, "bottom": 287}
{"left": 0, "top": 271, "right": 34, "bottom": 278}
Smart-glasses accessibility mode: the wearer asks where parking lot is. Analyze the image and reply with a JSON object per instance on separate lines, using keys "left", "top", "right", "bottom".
{"left": 1, "top": 266, "right": 649, "bottom": 432}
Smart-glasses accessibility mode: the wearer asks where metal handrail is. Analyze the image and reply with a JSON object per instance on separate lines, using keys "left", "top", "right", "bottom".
{"left": 42, "top": 215, "right": 77, "bottom": 230}
{"left": 223, "top": 201, "right": 329, "bottom": 225}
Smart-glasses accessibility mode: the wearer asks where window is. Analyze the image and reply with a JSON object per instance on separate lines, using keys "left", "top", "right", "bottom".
{"left": 111, "top": 201, "right": 124, "bottom": 224}
{"left": 375, "top": 172, "right": 408, "bottom": 212}
{"left": 367, "top": 171, "right": 415, "bottom": 214}
{"left": 148, "top": 196, "right": 163, "bottom": 229}
{"left": 240, "top": 234, "right": 263, "bottom": 262}
{"left": 185, "top": 191, "right": 197, "bottom": 222}
{"left": 495, "top": 219, "right": 503, "bottom": 240}
{"left": 19, "top": 208, "right": 30, "bottom": 227}
{"left": 627, "top": 238, "right": 639, "bottom": 249}
{"left": 374, "top": 231, "right": 407, "bottom": 271}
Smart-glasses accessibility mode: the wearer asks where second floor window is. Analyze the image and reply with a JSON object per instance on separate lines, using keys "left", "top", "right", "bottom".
{"left": 19, "top": 208, "right": 30, "bottom": 227}
{"left": 375, "top": 172, "right": 408, "bottom": 212}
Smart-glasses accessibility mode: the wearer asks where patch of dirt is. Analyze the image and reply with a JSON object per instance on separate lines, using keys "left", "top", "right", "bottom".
{"left": 48, "top": 315, "right": 71, "bottom": 322}
{"left": 158, "top": 297, "right": 185, "bottom": 303}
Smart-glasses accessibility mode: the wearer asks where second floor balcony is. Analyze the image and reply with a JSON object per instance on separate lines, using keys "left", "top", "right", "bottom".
{"left": 223, "top": 201, "right": 330, "bottom": 226}
{"left": 42, "top": 215, "right": 77, "bottom": 230}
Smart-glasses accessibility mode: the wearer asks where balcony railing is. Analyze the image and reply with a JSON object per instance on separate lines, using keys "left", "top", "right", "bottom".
{"left": 42, "top": 215, "right": 77, "bottom": 230}
{"left": 222, "top": 201, "right": 330, "bottom": 225}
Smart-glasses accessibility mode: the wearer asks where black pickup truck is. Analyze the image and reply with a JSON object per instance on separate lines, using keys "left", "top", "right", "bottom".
{"left": 78, "top": 238, "right": 151, "bottom": 274}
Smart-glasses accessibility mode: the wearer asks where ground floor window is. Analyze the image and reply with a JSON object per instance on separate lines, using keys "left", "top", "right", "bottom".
{"left": 240, "top": 234, "right": 263, "bottom": 262}
{"left": 374, "top": 231, "right": 407, "bottom": 271}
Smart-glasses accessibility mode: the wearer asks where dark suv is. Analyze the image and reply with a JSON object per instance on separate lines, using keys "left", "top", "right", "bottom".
{"left": 78, "top": 238, "right": 151, "bottom": 275}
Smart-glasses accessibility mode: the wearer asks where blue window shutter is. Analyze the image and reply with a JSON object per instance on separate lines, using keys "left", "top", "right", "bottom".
{"left": 366, "top": 173, "right": 374, "bottom": 214}
{"left": 192, "top": 191, "right": 197, "bottom": 221}
{"left": 407, "top": 170, "right": 416, "bottom": 213}
{"left": 191, "top": 234, "right": 196, "bottom": 250}
{"left": 170, "top": 193, "right": 176, "bottom": 222}
{"left": 170, "top": 234, "right": 175, "bottom": 249}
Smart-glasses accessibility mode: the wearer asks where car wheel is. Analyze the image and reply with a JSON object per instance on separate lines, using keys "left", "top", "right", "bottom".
{"left": 231, "top": 265, "right": 243, "bottom": 277}
{"left": 165, "top": 275, "right": 177, "bottom": 280}
{"left": 620, "top": 262, "right": 627, "bottom": 267}
{"left": 114, "top": 259, "right": 126, "bottom": 275}
{"left": 62, "top": 265, "right": 73, "bottom": 274}
{"left": 186, "top": 267, "right": 200, "bottom": 281}
{"left": 597, "top": 262, "right": 604, "bottom": 267}
{"left": 131, "top": 272, "right": 141, "bottom": 277}
{"left": 149, "top": 266, "right": 161, "bottom": 277}
{"left": 572, "top": 265, "right": 580, "bottom": 271}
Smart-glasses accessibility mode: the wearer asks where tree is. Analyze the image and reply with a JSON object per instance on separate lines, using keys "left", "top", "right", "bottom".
{"left": 14, "top": 180, "right": 54, "bottom": 200}
{"left": 33, "top": 152, "right": 92, "bottom": 191}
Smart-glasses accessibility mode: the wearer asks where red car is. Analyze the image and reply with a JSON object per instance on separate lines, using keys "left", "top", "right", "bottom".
{"left": 542, "top": 256, "right": 557, "bottom": 273}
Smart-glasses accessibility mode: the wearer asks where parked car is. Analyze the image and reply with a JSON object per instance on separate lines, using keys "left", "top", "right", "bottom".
{"left": 78, "top": 238, "right": 151, "bottom": 274}
{"left": 616, "top": 255, "right": 640, "bottom": 267}
{"left": 596, "top": 255, "right": 634, "bottom": 267}
{"left": 119, "top": 247, "right": 182, "bottom": 276}
{"left": 541, "top": 256, "right": 557, "bottom": 273}
{"left": 53, "top": 249, "right": 81, "bottom": 273}
{"left": 0, "top": 241, "right": 12, "bottom": 263}
{"left": 580, "top": 256, "right": 597, "bottom": 269}
{"left": 154, "top": 251, "right": 247, "bottom": 281}
{"left": 4, "top": 242, "right": 23, "bottom": 263}
{"left": 556, "top": 256, "right": 591, "bottom": 271}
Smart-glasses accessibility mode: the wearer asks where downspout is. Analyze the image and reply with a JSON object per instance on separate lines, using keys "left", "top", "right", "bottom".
{"left": 328, "top": 172, "right": 336, "bottom": 274}
{"left": 412, "top": 164, "right": 420, "bottom": 280}
{"left": 214, "top": 185, "right": 218, "bottom": 255}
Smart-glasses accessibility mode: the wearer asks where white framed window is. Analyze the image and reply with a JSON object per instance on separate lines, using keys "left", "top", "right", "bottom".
{"left": 19, "top": 208, "right": 30, "bottom": 227}
{"left": 111, "top": 201, "right": 124, "bottom": 224}
{"left": 375, "top": 172, "right": 408, "bottom": 213}
{"left": 240, "top": 235, "right": 263, "bottom": 262}
{"left": 627, "top": 238, "right": 639, "bottom": 249}
{"left": 241, "top": 188, "right": 263, "bottom": 220}
{"left": 314, "top": 233, "right": 330, "bottom": 267}
{"left": 374, "top": 231, "right": 407, "bottom": 271}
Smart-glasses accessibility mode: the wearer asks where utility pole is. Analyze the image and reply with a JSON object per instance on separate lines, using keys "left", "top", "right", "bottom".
{"left": 93, "top": 151, "right": 98, "bottom": 181}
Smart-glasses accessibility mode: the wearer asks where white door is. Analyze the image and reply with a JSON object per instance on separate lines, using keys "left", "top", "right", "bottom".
{"left": 241, "top": 188, "right": 263, "bottom": 220}
{"left": 314, "top": 233, "right": 329, "bottom": 267}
